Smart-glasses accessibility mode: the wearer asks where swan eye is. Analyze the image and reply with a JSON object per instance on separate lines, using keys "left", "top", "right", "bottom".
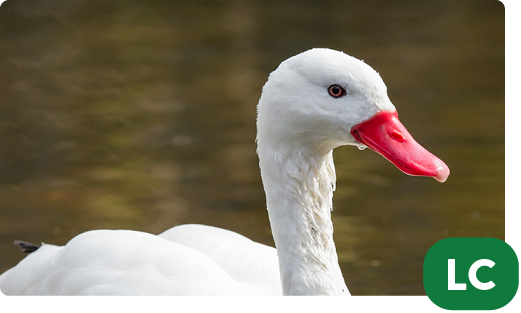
{"left": 328, "top": 84, "right": 346, "bottom": 98}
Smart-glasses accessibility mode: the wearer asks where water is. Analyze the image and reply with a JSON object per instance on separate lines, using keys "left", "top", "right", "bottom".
{"left": 0, "top": 0, "right": 504, "bottom": 295}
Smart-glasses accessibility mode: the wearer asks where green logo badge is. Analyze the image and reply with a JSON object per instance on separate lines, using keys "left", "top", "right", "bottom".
{"left": 424, "top": 237, "right": 519, "bottom": 310}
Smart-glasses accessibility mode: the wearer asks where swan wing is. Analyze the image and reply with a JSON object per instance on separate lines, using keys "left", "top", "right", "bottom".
{"left": 159, "top": 224, "right": 281, "bottom": 295}
{"left": 0, "top": 228, "right": 280, "bottom": 295}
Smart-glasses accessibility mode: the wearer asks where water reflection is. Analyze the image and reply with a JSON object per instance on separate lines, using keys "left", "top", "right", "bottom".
{"left": 0, "top": 0, "right": 504, "bottom": 295}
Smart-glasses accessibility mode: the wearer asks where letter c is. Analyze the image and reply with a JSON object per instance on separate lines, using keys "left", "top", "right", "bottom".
{"left": 468, "top": 259, "right": 495, "bottom": 290}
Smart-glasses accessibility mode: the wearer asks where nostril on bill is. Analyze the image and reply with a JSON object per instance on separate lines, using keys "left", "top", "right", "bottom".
{"left": 390, "top": 131, "right": 406, "bottom": 142}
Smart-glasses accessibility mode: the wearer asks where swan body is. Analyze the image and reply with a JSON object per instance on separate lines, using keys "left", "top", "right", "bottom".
{"left": 0, "top": 48, "right": 449, "bottom": 296}
{"left": 0, "top": 225, "right": 281, "bottom": 295}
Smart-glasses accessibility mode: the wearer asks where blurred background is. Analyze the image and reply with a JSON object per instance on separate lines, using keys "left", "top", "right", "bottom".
{"left": 0, "top": 0, "right": 504, "bottom": 295}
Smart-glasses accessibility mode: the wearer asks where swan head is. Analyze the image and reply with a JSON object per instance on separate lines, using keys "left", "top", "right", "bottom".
{"left": 257, "top": 48, "right": 449, "bottom": 182}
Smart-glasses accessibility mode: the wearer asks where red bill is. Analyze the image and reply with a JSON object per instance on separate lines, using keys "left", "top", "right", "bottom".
{"left": 351, "top": 111, "right": 450, "bottom": 182}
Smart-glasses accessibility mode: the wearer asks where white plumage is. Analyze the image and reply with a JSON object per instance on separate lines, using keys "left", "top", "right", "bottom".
{"left": 0, "top": 225, "right": 281, "bottom": 295}
{"left": 0, "top": 48, "right": 449, "bottom": 296}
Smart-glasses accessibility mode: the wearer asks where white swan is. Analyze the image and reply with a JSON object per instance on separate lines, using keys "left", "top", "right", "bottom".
{"left": 0, "top": 48, "right": 449, "bottom": 296}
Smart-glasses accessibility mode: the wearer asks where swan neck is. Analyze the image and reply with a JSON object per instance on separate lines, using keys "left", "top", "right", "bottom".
{"left": 258, "top": 142, "right": 348, "bottom": 295}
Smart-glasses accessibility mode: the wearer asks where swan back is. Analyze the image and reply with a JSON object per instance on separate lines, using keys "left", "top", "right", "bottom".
{"left": 0, "top": 227, "right": 282, "bottom": 295}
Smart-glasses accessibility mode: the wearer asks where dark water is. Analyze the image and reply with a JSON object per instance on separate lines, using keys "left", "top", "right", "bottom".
{"left": 0, "top": 0, "right": 504, "bottom": 295}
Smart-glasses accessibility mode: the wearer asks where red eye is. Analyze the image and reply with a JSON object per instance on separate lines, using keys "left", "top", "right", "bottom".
{"left": 328, "top": 84, "right": 346, "bottom": 98}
